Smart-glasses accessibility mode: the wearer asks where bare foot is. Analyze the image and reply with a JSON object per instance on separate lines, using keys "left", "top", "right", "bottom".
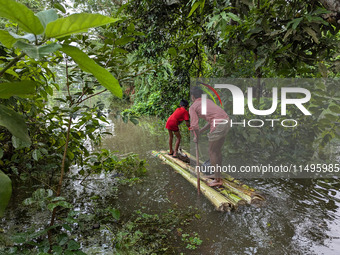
{"left": 207, "top": 179, "right": 223, "bottom": 187}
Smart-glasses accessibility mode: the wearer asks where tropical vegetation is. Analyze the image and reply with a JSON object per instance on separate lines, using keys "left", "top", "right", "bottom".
{"left": 0, "top": 0, "right": 340, "bottom": 253}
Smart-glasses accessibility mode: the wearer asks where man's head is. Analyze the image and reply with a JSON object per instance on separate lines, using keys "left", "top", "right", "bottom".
{"left": 191, "top": 86, "right": 203, "bottom": 101}
{"left": 180, "top": 99, "right": 189, "bottom": 108}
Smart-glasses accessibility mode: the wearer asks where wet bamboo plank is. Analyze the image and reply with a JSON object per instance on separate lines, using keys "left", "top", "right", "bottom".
{"left": 159, "top": 150, "right": 246, "bottom": 207}
{"left": 181, "top": 149, "right": 266, "bottom": 204}
{"left": 155, "top": 150, "right": 265, "bottom": 208}
{"left": 152, "top": 151, "right": 234, "bottom": 211}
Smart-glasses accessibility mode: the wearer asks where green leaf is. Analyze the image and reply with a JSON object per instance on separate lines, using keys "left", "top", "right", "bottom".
{"left": 254, "top": 58, "right": 266, "bottom": 70}
{"left": 36, "top": 9, "right": 58, "bottom": 29}
{"left": 9, "top": 32, "right": 36, "bottom": 42}
{"left": 312, "top": 7, "right": 330, "bottom": 16}
{"left": 122, "top": 113, "right": 128, "bottom": 123}
{"left": 321, "top": 133, "right": 332, "bottom": 146}
{"left": 318, "top": 62, "right": 328, "bottom": 77}
{"left": 14, "top": 41, "right": 62, "bottom": 59}
{"left": 12, "top": 135, "right": 31, "bottom": 149}
{"left": 108, "top": 208, "right": 120, "bottom": 220}
{"left": 45, "top": 13, "right": 120, "bottom": 38}
{"left": 62, "top": 224, "right": 72, "bottom": 231}
{"left": 225, "top": 12, "right": 241, "bottom": 23}
{"left": 188, "top": 2, "right": 200, "bottom": 18}
{"left": 47, "top": 189, "right": 53, "bottom": 197}
{"left": 130, "top": 118, "right": 139, "bottom": 125}
{"left": 51, "top": 196, "right": 67, "bottom": 202}
{"left": 276, "top": 43, "right": 292, "bottom": 53}
{"left": 112, "top": 48, "right": 128, "bottom": 54}
{"left": 168, "top": 47, "right": 177, "bottom": 57}
{"left": 249, "top": 27, "right": 262, "bottom": 35}
{"left": 32, "top": 149, "right": 42, "bottom": 161}
{"left": 45, "top": 86, "right": 54, "bottom": 96}
{"left": 67, "top": 151, "right": 74, "bottom": 160}
{"left": 0, "top": 30, "right": 17, "bottom": 48}
{"left": 287, "top": 17, "right": 303, "bottom": 30}
{"left": 32, "top": 188, "right": 46, "bottom": 200}
{"left": 0, "top": 0, "right": 44, "bottom": 35}
{"left": 47, "top": 200, "right": 72, "bottom": 211}
{"left": 52, "top": 245, "right": 63, "bottom": 254}
{"left": 303, "top": 26, "right": 319, "bottom": 44}
{"left": 61, "top": 45, "right": 122, "bottom": 98}
{"left": 324, "top": 113, "right": 338, "bottom": 122}
{"left": 309, "top": 16, "right": 329, "bottom": 26}
{"left": 0, "top": 81, "right": 37, "bottom": 99}
{"left": 127, "top": 23, "right": 135, "bottom": 32}
{"left": 54, "top": 2, "right": 66, "bottom": 13}
{"left": 58, "top": 234, "right": 69, "bottom": 246}
{"left": 329, "top": 105, "right": 340, "bottom": 114}
{"left": 283, "top": 28, "right": 293, "bottom": 41}
{"left": 0, "top": 105, "right": 31, "bottom": 144}
{"left": 67, "top": 240, "right": 80, "bottom": 251}
{"left": 0, "top": 148, "right": 3, "bottom": 159}
{"left": 0, "top": 170, "right": 12, "bottom": 217}
{"left": 114, "top": 36, "right": 135, "bottom": 46}
{"left": 11, "top": 233, "right": 27, "bottom": 244}
{"left": 23, "top": 197, "right": 34, "bottom": 206}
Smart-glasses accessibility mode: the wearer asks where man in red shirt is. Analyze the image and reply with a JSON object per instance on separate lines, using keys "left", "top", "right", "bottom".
{"left": 165, "top": 100, "right": 190, "bottom": 158}
{"left": 189, "top": 86, "right": 230, "bottom": 186}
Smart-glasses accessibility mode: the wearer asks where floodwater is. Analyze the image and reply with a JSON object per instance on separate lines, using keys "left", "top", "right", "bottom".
{"left": 103, "top": 117, "right": 340, "bottom": 255}
{"left": 1, "top": 115, "right": 340, "bottom": 254}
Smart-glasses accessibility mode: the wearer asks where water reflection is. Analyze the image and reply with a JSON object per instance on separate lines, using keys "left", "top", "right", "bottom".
{"left": 1, "top": 116, "right": 340, "bottom": 254}
{"left": 103, "top": 117, "right": 340, "bottom": 255}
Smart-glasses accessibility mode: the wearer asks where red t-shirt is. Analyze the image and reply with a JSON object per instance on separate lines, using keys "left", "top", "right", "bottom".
{"left": 165, "top": 107, "right": 189, "bottom": 131}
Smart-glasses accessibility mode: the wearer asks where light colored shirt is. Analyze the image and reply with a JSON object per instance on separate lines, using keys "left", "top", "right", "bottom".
{"left": 189, "top": 98, "right": 229, "bottom": 132}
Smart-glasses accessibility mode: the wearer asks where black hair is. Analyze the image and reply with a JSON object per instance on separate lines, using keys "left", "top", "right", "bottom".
{"left": 191, "top": 86, "right": 203, "bottom": 99}
{"left": 180, "top": 99, "right": 189, "bottom": 107}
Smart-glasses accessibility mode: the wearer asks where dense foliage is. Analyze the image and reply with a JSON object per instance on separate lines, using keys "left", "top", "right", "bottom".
{"left": 116, "top": 0, "right": 340, "bottom": 165}
{"left": 0, "top": 0, "right": 340, "bottom": 253}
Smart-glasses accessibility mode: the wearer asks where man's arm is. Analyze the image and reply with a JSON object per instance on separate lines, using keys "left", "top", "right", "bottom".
{"left": 189, "top": 105, "right": 199, "bottom": 131}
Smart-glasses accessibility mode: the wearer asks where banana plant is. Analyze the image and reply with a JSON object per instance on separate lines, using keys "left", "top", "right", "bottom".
{"left": 0, "top": 0, "right": 122, "bottom": 217}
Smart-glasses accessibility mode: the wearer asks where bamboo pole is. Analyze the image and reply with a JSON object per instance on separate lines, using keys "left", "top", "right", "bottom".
{"left": 152, "top": 151, "right": 233, "bottom": 211}
{"left": 194, "top": 132, "right": 200, "bottom": 194}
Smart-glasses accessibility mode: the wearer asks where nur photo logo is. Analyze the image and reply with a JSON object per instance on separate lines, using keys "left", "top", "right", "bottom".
{"left": 197, "top": 79, "right": 313, "bottom": 128}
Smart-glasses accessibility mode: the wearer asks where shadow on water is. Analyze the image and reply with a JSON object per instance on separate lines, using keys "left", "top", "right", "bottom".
{"left": 2, "top": 115, "right": 340, "bottom": 254}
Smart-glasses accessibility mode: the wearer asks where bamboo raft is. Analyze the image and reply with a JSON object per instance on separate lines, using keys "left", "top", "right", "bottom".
{"left": 152, "top": 150, "right": 265, "bottom": 212}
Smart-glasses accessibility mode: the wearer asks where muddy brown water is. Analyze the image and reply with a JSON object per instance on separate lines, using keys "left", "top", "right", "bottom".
{"left": 102, "top": 117, "right": 340, "bottom": 255}
{"left": 1, "top": 116, "right": 340, "bottom": 254}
